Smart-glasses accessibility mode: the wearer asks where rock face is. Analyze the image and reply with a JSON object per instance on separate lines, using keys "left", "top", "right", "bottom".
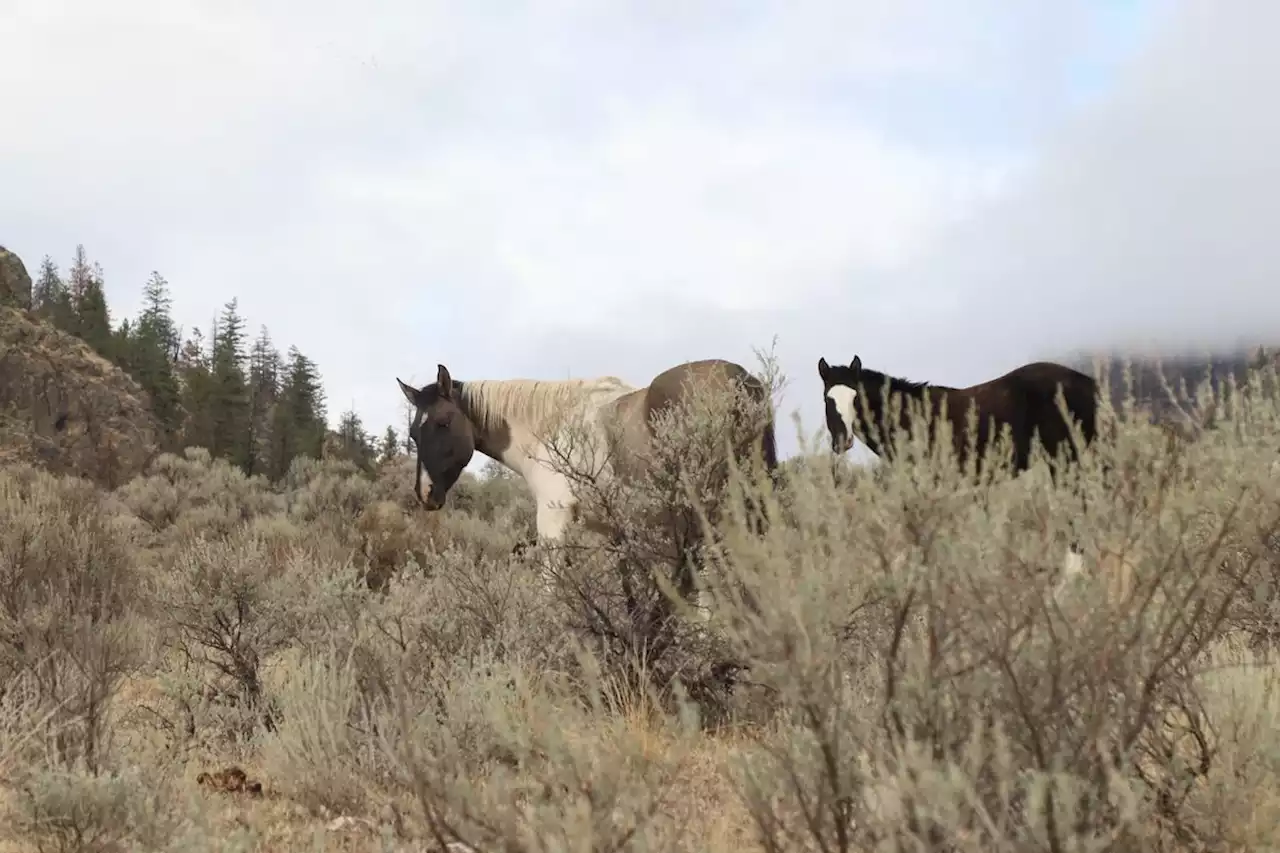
{"left": 1, "top": 305, "right": 161, "bottom": 487}
{"left": 0, "top": 245, "right": 33, "bottom": 311}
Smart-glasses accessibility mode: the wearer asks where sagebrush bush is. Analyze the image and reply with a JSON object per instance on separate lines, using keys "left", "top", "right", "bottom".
{"left": 1, "top": 353, "right": 1278, "bottom": 852}
{"left": 0, "top": 464, "right": 144, "bottom": 775}
{"left": 703, "top": 357, "right": 1280, "bottom": 852}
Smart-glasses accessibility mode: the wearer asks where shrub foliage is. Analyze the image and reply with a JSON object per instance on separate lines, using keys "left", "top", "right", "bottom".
{"left": 1, "top": 352, "right": 1278, "bottom": 852}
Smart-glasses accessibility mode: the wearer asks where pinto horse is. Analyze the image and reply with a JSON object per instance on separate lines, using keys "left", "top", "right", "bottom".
{"left": 396, "top": 359, "right": 779, "bottom": 604}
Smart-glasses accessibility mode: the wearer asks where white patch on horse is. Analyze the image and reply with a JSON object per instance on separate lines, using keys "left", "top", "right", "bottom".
{"left": 826, "top": 384, "right": 858, "bottom": 435}
{"left": 418, "top": 462, "right": 434, "bottom": 491}
{"left": 458, "top": 376, "right": 635, "bottom": 541}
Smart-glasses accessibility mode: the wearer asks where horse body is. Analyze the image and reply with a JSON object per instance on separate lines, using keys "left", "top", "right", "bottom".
{"left": 817, "top": 356, "right": 1100, "bottom": 478}
{"left": 818, "top": 354, "right": 1103, "bottom": 578}
{"left": 397, "top": 358, "right": 777, "bottom": 544}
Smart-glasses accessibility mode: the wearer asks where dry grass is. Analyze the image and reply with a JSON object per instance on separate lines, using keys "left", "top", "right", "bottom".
{"left": 1, "top": 351, "right": 1279, "bottom": 852}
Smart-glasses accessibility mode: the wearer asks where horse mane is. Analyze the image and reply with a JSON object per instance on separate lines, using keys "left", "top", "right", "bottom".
{"left": 458, "top": 376, "right": 633, "bottom": 435}
{"left": 862, "top": 368, "right": 931, "bottom": 396}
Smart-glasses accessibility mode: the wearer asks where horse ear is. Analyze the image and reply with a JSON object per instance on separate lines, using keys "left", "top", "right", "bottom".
{"left": 396, "top": 377, "right": 422, "bottom": 407}
{"left": 850, "top": 356, "right": 862, "bottom": 374}
{"left": 817, "top": 357, "right": 831, "bottom": 380}
{"left": 436, "top": 364, "right": 454, "bottom": 399}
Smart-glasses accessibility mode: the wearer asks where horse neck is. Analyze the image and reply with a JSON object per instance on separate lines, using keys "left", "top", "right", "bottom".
{"left": 872, "top": 374, "right": 933, "bottom": 425}
{"left": 457, "top": 377, "right": 626, "bottom": 476}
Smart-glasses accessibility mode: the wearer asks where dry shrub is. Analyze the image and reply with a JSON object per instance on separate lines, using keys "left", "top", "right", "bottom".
{"left": 257, "top": 543, "right": 558, "bottom": 814}
{"left": 525, "top": 346, "right": 783, "bottom": 726}
{"left": 282, "top": 455, "right": 526, "bottom": 590}
{"left": 280, "top": 454, "right": 375, "bottom": 527}
{"left": 0, "top": 464, "right": 143, "bottom": 775}
{"left": 4, "top": 765, "right": 228, "bottom": 853}
{"left": 5, "top": 351, "right": 1280, "bottom": 853}
{"left": 114, "top": 447, "right": 280, "bottom": 548}
{"left": 380, "top": 649, "right": 702, "bottom": 852}
{"left": 1167, "top": 637, "right": 1280, "bottom": 850}
{"left": 143, "top": 526, "right": 368, "bottom": 752}
{"left": 700, "top": 358, "right": 1280, "bottom": 852}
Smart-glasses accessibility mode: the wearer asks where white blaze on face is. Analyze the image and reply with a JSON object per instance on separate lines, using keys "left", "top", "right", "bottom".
{"left": 419, "top": 461, "right": 434, "bottom": 491}
{"left": 826, "top": 384, "right": 858, "bottom": 436}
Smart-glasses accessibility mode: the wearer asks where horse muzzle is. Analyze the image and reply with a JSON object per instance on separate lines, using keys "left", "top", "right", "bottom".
{"left": 413, "top": 478, "right": 446, "bottom": 511}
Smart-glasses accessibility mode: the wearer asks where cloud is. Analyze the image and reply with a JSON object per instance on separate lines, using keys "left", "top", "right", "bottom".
{"left": 10, "top": 0, "right": 1265, "bottom": 472}
{"left": 863, "top": 0, "right": 1280, "bottom": 373}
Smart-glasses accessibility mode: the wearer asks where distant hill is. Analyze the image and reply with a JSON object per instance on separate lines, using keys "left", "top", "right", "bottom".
{"left": 1062, "top": 344, "right": 1278, "bottom": 424}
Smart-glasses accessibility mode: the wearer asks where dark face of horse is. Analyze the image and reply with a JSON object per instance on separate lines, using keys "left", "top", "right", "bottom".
{"left": 395, "top": 364, "right": 476, "bottom": 510}
{"left": 817, "top": 355, "right": 864, "bottom": 454}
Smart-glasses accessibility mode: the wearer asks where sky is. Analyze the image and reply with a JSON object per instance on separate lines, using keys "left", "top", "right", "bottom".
{"left": 3, "top": 0, "right": 1277, "bottom": 469}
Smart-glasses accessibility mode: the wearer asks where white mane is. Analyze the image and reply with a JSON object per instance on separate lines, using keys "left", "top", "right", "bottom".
{"left": 458, "top": 376, "right": 634, "bottom": 436}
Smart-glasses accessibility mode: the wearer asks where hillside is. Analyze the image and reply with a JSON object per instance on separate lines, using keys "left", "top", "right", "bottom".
{"left": 1066, "top": 344, "right": 1278, "bottom": 423}
{"left": 0, "top": 304, "right": 160, "bottom": 487}
{"left": 0, "top": 243, "right": 393, "bottom": 486}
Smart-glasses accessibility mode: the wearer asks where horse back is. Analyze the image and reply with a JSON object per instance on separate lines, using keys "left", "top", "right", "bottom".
{"left": 603, "top": 359, "right": 774, "bottom": 478}
{"left": 645, "top": 359, "right": 763, "bottom": 415}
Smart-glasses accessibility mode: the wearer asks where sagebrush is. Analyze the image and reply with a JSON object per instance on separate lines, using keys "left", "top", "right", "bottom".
{"left": 1, "top": 352, "right": 1278, "bottom": 853}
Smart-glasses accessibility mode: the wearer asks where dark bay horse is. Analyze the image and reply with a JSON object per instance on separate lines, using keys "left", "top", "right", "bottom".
{"left": 817, "top": 355, "right": 1104, "bottom": 578}
{"left": 817, "top": 355, "right": 1100, "bottom": 479}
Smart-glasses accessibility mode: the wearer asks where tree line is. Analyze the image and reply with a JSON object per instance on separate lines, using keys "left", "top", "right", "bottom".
{"left": 29, "top": 244, "right": 405, "bottom": 479}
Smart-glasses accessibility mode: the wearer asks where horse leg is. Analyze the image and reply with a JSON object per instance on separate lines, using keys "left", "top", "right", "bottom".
{"left": 535, "top": 502, "right": 578, "bottom": 596}
{"left": 1032, "top": 444, "right": 1083, "bottom": 582}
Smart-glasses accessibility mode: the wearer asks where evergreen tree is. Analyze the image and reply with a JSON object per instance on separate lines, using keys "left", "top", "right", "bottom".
{"left": 378, "top": 425, "right": 400, "bottom": 464}
{"left": 268, "top": 346, "right": 327, "bottom": 479}
{"left": 125, "top": 273, "right": 184, "bottom": 444}
{"left": 208, "top": 299, "right": 251, "bottom": 468}
{"left": 74, "top": 262, "right": 113, "bottom": 358}
{"left": 112, "top": 318, "right": 136, "bottom": 373}
{"left": 139, "top": 272, "right": 180, "bottom": 364}
{"left": 335, "top": 408, "right": 378, "bottom": 471}
{"left": 245, "top": 326, "right": 283, "bottom": 477}
{"left": 64, "top": 245, "right": 94, "bottom": 337}
{"left": 177, "top": 326, "right": 217, "bottom": 453}
{"left": 32, "top": 256, "right": 75, "bottom": 330}
{"left": 16, "top": 244, "right": 373, "bottom": 483}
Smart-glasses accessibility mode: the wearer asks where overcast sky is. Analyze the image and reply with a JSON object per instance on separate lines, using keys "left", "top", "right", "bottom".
{"left": 3, "top": 0, "right": 1276, "bottom": 466}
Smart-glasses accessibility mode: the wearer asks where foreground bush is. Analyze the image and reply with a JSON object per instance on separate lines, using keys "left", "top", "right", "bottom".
{"left": 0, "top": 354, "right": 1276, "bottom": 851}
{"left": 702, "top": 358, "right": 1280, "bottom": 852}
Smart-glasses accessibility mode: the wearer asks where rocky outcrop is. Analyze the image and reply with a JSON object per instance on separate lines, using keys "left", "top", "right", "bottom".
{"left": 0, "top": 245, "right": 32, "bottom": 311}
{"left": 1, "top": 305, "right": 160, "bottom": 487}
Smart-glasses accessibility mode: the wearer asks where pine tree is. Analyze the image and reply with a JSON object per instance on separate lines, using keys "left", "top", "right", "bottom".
{"left": 74, "top": 261, "right": 113, "bottom": 358}
{"left": 139, "top": 272, "right": 180, "bottom": 364}
{"left": 245, "top": 326, "right": 283, "bottom": 477}
{"left": 208, "top": 299, "right": 251, "bottom": 469}
{"left": 177, "top": 326, "right": 217, "bottom": 453}
{"left": 64, "top": 245, "right": 94, "bottom": 338}
{"left": 31, "top": 256, "right": 75, "bottom": 329}
{"left": 113, "top": 319, "right": 136, "bottom": 373}
{"left": 379, "top": 425, "right": 400, "bottom": 464}
{"left": 335, "top": 408, "right": 377, "bottom": 471}
{"left": 268, "top": 346, "right": 327, "bottom": 479}
{"left": 125, "top": 273, "right": 184, "bottom": 445}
